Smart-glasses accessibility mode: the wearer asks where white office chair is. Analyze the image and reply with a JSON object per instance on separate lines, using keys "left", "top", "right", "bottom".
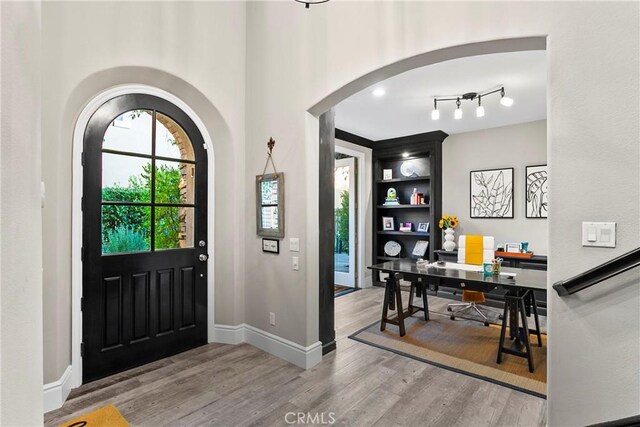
{"left": 447, "top": 235, "right": 495, "bottom": 326}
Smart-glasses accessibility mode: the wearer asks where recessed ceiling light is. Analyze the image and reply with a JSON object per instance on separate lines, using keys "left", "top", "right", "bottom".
{"left": 402, "top": 152, "right": 410, "bottom": 158}
{"left": 373, "top": 88, "right": 386, "bottom": 97}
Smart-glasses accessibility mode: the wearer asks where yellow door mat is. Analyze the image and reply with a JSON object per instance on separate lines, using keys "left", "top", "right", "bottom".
{"left": 59, "top": 404, "right": 129, "bottom": 427}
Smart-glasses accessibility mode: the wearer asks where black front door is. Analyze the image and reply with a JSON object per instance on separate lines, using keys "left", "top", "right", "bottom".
{"left": 82, "top": 94, "right": 208, "bottom": 382}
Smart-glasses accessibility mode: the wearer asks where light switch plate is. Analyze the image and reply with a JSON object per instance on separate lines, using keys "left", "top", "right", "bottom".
{"left": 289, "top": 238, "right": 300, "bottom": 252}
{"left": 582, "top": 222, "right": 616, "bottom": 248}
{"left": 292, "top": 256, "right": 300, "bottom": 271}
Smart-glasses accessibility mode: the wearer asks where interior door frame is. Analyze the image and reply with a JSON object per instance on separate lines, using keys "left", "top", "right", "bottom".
{"left": 335, "top": 144, "right": 369, "bottom": 289}
{"left": 70, "top": 84, "right": 215, "bottom": 388}
{"left": 334, "top": 156, "right": 357, "bottom": 287}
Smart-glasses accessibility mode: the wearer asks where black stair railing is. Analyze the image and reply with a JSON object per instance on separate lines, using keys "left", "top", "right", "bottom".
{"left": 553, "top": 247, "right": 640, "bottom": 296}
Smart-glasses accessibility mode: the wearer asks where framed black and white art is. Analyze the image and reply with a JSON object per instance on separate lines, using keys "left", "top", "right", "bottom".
{"left": 525, "top": 164, "right": 548, "bottom": 218}
{"left": 470, "top": 167, "right": 514, "bottom": 218}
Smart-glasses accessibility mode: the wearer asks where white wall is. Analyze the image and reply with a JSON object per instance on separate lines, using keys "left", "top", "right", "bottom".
{"left": 245, "top": 2, "right": 639, "bottom": 425}
{"left": 0, "top": 1, "right": 44, "bottom": 424}
{"left": 41, "top": 1, "right": 247, "bottom": 383}
{"left": 443, "top": 120, "right": 548, "bottom": 254}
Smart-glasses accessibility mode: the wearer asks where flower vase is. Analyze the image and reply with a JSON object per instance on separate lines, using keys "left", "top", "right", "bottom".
{"left": 443, "top": 228, "right": 456, "bottom": 251}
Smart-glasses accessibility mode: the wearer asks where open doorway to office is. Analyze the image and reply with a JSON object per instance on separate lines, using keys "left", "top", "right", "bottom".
{"left": 316, "top": 39, "right": 548, "bottom": 399}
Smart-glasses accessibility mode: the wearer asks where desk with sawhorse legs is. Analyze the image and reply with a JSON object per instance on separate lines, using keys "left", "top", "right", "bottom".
{"left": 368, "top": 260, "right": 546, "bottom": 373}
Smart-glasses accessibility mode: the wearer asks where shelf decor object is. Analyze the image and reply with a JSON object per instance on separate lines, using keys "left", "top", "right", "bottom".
{"left": 412, "top": 240, "right": 429, "bottom": 257}
{"left": 438, "top": 215, "right": 459, "bottom": 251}
{"left": 525, "top": 164, "right": 548, "bottom": 218}
{"left": 256, "top": 138, "right": 285, "bottom": 238}
{"left": 384, "top": 240, "right": 402, "bottom": 257}
{"left": 383, "top": 187, "right": 400, "bottom": 206}
{"left": 470, "top": 168, "right": 514, "bottom": 218}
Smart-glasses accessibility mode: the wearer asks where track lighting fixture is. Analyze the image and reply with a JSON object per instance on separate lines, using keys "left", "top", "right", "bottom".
{"left": 500, "top": 87, "right": 514, "bottom": 107}
{"left": 431, "top": 86, "right": 513, "bottom": 120}
{"left": 476, "top": 96, "right": 485, "bottom": 117}
{"left": 431, "top": 99, "right": 440, "bottom": 120}
{"left": 454, "top": 98, "right": 463, "bottom": 120}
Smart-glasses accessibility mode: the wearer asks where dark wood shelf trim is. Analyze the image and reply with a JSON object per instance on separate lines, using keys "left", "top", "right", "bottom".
{"left": 376, "top": 177, "right": 430, "bottom": 184}
{"left": 377, "top": 204, "right": 430, "bottom": 209}
{"left": 377, "top": 231, "right": 430, "bottom": 236}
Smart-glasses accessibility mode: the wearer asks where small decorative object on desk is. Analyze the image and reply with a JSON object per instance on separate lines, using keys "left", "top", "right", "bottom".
{"left": 438, "top": 215, "right": 459, "bottom": 251}
{"left": 492, "top": 258, "right": 503, "bottom": 274}
{"left": 520, "top": 241, "right": 529, "bottom": 253}
{"left": 383, "top": 187, "right": 400, "bottom": 206}
{"left": 399, "top": 222, "right": 412, "bottom": 232}
{"left": 416, "top": 258, "right": 429, "bottom": 268}
{"left": 483, "top": 262, "right": 493, "bottom": 275}
{"left": 383, "top": 169, "right": 393, "bottom": 180}
{"left": 382, "top": 216, "right": 395, "bottom": 231}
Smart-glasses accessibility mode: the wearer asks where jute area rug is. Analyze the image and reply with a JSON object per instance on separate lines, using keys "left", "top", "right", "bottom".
{"left": 350, "top": 303, "right": 547, "bottom": 398}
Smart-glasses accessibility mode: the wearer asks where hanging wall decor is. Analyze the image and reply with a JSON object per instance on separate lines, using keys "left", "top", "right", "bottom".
{"left": 525, "top": 164, "right": 548, "bottom": 218}
{"left": 470, "top": 167, "right": 514, "bottom": 218}
{"left": 256, "top": 138, "right": 285, "bottom": 238}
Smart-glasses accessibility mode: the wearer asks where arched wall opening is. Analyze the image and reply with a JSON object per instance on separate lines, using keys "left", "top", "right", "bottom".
{"left": 63, "top": 67, "right": 236, "bottom": 390}
{"left": 303, "top": 36, "right": 548, "bottom": 355}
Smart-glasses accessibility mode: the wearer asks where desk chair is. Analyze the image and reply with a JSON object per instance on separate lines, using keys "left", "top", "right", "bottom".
{"left": 447, "top": 235, "right": 495, "bottom": 326}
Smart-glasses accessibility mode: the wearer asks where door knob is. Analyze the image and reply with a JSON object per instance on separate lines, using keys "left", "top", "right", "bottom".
{"left": 199, "top": 254, "right": 208, "bottom": 262}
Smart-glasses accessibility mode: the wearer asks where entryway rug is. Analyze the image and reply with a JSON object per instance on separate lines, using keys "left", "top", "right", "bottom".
{"left": 58, "top": 404, "right": 129, "bottom": 427}
{"left": 334, "top": 285, "right": 358, "bottom": 297}
{"left": 349, "top": 312, "right": 547, "bottom": 398}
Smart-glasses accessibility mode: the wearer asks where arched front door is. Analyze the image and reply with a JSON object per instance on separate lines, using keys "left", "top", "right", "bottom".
{"left": 82, "top": 94, "right": 208, "bottom": 382}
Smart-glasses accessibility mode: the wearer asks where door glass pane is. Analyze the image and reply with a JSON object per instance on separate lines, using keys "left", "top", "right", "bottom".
{"left": 154, "top": 160, "right": 195, "bottom": 205}
{"left": 102, "top": 153, "right": 151, "bottom": 202}
{"left": 154, "top": 207, "right": 194, "bottom": 250}
{"left": 155, "top": 112, "right": 194, "bottom": 161}
{"left": 335, "top": 164, "right": 351, "bottom": 273}
{"left": 102, "top": 205, "right": 151, "bottom": 254}
{"left": 103, "top": 110, "right": 153, "bottom": 155}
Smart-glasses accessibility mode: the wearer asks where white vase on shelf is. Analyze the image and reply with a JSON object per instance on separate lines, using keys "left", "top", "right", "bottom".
{"left": 443, "top": 228, "right": 456, "bottom": 251}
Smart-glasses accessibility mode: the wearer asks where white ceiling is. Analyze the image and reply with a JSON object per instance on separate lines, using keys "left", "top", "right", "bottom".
{"left": 335, "top": 51, "right": 547, "bottom": 141}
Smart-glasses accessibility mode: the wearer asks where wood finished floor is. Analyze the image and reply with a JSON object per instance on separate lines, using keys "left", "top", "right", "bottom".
{"left": 45, "top": 287, "right": 546, "bottom": 426}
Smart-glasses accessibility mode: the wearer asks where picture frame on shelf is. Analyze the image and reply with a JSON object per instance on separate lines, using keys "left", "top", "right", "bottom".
{"left": 382, "top": 216, "right": 395, "bottom": 231}
{"left": 505, "top": 243, "right": 521, "bottom": 253}
{"left": 417, "top": 222, "right": 429, "bottom": 233}
{"left": 399, "top": 222, "right": 412, "bottom": 232}
{"left": 383, "top": 169, "right": 393, "bottom": 180}
{"left": 412, "top": 240, "right": 429, "bottom": 257}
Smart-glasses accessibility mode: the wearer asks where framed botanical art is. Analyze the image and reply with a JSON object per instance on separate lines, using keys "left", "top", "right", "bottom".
{"left": 525, "top": 164, "right": 548, "bottom": 218}
{"left": 470, "top": 167, "right": 514, "bottom": 218}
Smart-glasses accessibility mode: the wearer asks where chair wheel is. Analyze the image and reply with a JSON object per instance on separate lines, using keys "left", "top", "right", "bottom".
{"left": 447, "top": 307, "right": 452, "bottom": 312}
{"left": 484, "top": 321, "right": 490, "bottom": 327}
{"left": 450, "top": 315, "right": 455, "bottom": 320}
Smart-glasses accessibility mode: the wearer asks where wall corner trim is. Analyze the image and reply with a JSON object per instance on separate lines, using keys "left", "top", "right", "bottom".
{"left": 214, "top": 323, "right": 322, "bottom": 369}
{"left": 43, "top": 365, "right": 73, "bottom": 413}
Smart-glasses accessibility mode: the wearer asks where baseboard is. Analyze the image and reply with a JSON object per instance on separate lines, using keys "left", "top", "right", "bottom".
{"left": 213, "top": 323, "right": 322, "bottom": 369}
{"left": 43, "top": 365, "right": 73, "bottom": 413}
{"left": 244, "top": 324, "right": 322, "bottom": 369}
{"left": 212, "top": 323, "right": 245, "bottom": 345}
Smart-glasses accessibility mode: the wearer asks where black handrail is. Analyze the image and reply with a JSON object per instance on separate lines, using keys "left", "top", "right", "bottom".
{"left": 553, "top": 247, "right": 640, "bottom": 296}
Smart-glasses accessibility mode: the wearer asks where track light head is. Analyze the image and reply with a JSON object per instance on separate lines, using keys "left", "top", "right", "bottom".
{"left": 454, "top": 98, "right": 462, "bottom": 120}
{"left": 500, "top": 87, "right": 514, "bottom": 107}
{"left": 431, "top": 99, "right": 439, "bottom": 120}
{"left": 476, "top": 96, "right": 485, "bottom": 117}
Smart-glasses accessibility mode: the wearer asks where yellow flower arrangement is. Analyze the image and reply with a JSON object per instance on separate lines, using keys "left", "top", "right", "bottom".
{"left": 439, "top": 215, "right": 459, "bottom": 229}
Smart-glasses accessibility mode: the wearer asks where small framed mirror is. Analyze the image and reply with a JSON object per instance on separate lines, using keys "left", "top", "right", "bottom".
{"left": 256, "top": 173, "right": 285, "bottom": 238}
